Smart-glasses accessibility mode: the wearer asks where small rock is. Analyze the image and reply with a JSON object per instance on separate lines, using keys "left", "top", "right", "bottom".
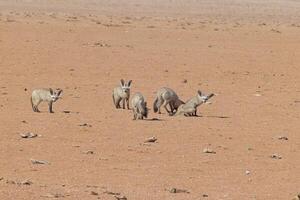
{"left": 20, "top": 132, "right": 38, "bottom": 138}
{"left": 271, "top": 29, "right": 281, "bottom": 33}
{"left": 83, "top": 150, "right": 94, "bottom": 154}
{"left": 203, "top": 148, "right": 216, "bottom": 154}
{"left": 182, "top": 79, "right": 188, "bottom": 83}
{"left": 20, "top": 180, "right": 33, "bottom": 185}
{"left": 90, "top": 191, "right": 98, "bottom": 195}
{"left": 144, "top": 136, "right": 157, "bottom": 143}
{"left": 94, "top": 42, "right": 110, "bottom": 47}
{"left": 245, "top": 170, "right": 251, "bottom": 175}
{"left": 114, "top": 195, "right": 127, "bottom": 200}
{"left": 79, "top": 123, "right": 92, "bottom": 127}
{"left": 169, "top": 188, "right": 190, "bottom": 194}
{"left": 6, "top": 180, "right": 16, "bottom": 184}
{"left": 277, "top": 136, "right": 288, "bottom": 140}
{"left": 30, "top": 159, "right": 50, "bottom": 165}
{"left": 41, "top": 193, "right": 65, "bottom": 198}
{"left": 203, "top": 194, "right": 209, "bottom": 197}
{"left": 104, "top": 191, "right": 121, "bottom": 195}
{"left": 86, "top": 185, "right": 99, "bottom": 188}
{"left": 270, "top": 154, "right": 282, "bottom": 159}
{"left": 62, "top": 110, "right": 71, "bottom": 113}
{"left": 169, "top": 188, "right": 176, "bottom": 193}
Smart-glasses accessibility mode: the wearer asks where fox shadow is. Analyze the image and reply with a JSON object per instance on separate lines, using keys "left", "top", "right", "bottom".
{"left": 194, "top": 115, "right": 230, "bottom": 119}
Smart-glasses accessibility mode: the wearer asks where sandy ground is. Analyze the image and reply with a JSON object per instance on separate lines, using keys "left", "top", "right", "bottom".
{"left": 0, "top": 0, "right": 300, "bottom": 199}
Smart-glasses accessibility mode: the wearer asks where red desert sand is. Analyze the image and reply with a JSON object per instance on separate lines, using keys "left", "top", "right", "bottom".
{"left": 0, "top": 0, "right": 300, "bottom": 199}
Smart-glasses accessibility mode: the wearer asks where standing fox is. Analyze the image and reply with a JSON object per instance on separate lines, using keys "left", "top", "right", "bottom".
{"left": 153, "top": 87, "right": 184, "bottom": 115}
{"left": 31, "top": 88, "right": 63, "bottom": 113}
{"left": 112, "top": 79, "right": 132, "bottom": 109}
{"left": 175, "top": 90, "right": 214, "bottom": 116}
{"left": 131, "top": 92, "right": 148, "bottom": 120}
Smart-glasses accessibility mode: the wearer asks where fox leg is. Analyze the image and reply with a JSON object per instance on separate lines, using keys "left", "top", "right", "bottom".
{"left": 32, "top": 104, "right": 37, "bottom": 112}
{"left": 116, "top": 97, "right": 123, "bottom": 109}
{"left": 35, "top": 106, "right": 41, "bottom": 112}
{"left": 48, "top": 102, "right": 54, "bottom": 113}
{"left": 116, "top": 103, "right": 120, "bottom": 108}
{"left": 163, "top": 101, "right": 171, "bottom": 114}
{"left": 122, "top": 99, "right": 126, "bottom": 109}
{"left": 31, "top": 103, "right": 36, "bottom": 112}
{"left": 138, "top": 113, "right": 143, "bottom": 120}
{"left": 32, "top": 99, "right": 41, "bottom": 112}
{"left": 36, "top": 104, "right": 41, "bottom": 112}
{"left": 167, "top": 102, "right": 175, "bottom": 116}
{"left": 34, "top": 106, "right": 41, "bottom": 112}
{"left": 115, "top": 97, "right": 121, "bottom": 108}
{"left": 35, "top": 101, "right": 41, "bottom": 112}
{"left": 156, "top": 98, "right": 163, "bottom": 114}
{"left": 126, "top": 98, "right": 130, "bottom": 109}
{"left": 112, "top": 94, "right": 117, "bottom": 108}
{"left": 169, "top": 102, "right": 175, "bottom": 113}
{"left": 113, "top": 97, "right": 122, "bottom": 109}
{"left": 194, "top": 109, "right": 198, "bottom": 116}
{"left": 158, "top": 105, "right": 161, "bottom": 114}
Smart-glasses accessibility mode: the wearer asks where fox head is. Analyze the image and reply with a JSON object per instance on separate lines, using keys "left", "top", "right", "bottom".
{"left": 120, "top": 79, "right": 132, "bottom": 94}
{"left": 50, "top": 88, "right": 63, "bottom": 102}
{"left": 197, "top": 90, "right": 214, "bottom": 103}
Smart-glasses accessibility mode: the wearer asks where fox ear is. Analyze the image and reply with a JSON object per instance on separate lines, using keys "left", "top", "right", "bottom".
{"left": 127, "top": 80, "right": 132, "bottom": 87}
{"left": 57, "top": 89, "right": 63, "bottom": 97}
{"left": 120, "top": 79, "right": 125, "bottom": 87}
{"left": 197, "top": 90, "right": 202, "bottom": 96}
{"left": 208, "top": 93, "right": 214, "bottom": 99}
{"left": 49, "top": 88, "right": 54, "bottom": 95}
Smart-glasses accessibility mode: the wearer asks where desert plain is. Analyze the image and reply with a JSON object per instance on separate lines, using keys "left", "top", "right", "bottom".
{"left": 0, "top": 0, "right": 300, "bottom": 199}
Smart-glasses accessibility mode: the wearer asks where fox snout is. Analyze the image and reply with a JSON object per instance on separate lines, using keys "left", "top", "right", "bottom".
{"left": 51, "top": 96, "right": 61, "bottom": 102}
{"left": 51, "top": 96, "right": 58, "bottom": 102}
{"left": 203, "top": 97, "right": 209, "bottom": 102}
{"left": 122, "top": 87, "right": 130, "bottom": 94}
